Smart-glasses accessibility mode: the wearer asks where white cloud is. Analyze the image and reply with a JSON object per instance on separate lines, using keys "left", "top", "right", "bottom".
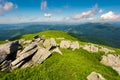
{"left": 41, "top": 0, "right": 47, "bottom": 11}
{"left": 73, "top": 4, "right": 98, "bottom": 20}
{"left": 100, "top": 11, "right": 120, "bottom": 20}
{"left": 99, "top": 9, "right": 103, "bottom": 13}
{"left": 44, "top": 13, "right": 52, "bottom": 17}
{"left": 3, "top": 2, "right": 13, "bottom": 11}
{"left": 0, "top": 1, "right": 18, "bottom": 15}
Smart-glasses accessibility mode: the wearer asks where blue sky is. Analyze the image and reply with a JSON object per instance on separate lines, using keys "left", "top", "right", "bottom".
{"left": 0, "top": 0, "right": 120, "bottom": 23}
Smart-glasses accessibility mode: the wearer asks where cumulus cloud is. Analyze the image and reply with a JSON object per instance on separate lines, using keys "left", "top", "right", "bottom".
{"left": 44, "top": 13, "right": 52, "bottom": 17}
{"left": 73, "top": 4, "right": 98, "bottom": 20}
{"left": 41, "top": 0, "right": 47, "bottom": 11}
{"left": 100, "top": 11, "right": 120, "bottom": 20}
{"left": 3, "top": 2, "right": 13, "bottom": 11}
{"left": 0, "top": 1, "right": 18, "bottom": 15}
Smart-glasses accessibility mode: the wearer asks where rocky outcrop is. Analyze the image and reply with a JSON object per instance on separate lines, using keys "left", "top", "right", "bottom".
{"left": 0, "top": 36, "right": 62, "bottom": 71}
{"left": 11, "top": 43, "right": 38, "bottom": 69}
{"left": 87, "top": 72, "right": 106, "bottom": 80}
{"left": 0, "top": 34, "right": 117, "bottom": 72}
{"left": 0, "top": 41, "right": 22, "bottom": 72}
{"left": 101, "top": 54, "right": 120, "bottom": 75}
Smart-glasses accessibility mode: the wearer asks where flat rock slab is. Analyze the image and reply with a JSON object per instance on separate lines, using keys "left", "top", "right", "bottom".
{"left": 87, "top": 72, "right": 106, "bottom": 80}
{"left": 101, "top": 54, "right": 120, "bottom": 75}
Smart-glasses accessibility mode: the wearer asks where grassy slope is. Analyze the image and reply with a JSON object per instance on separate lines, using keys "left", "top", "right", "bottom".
{"left": 0, "top": 30, "right": 120, "bottom": 80}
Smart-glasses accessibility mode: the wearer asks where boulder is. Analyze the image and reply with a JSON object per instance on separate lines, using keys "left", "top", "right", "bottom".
{"left": 60, "top": 40, "right": 71, "bottom": 49}
{"left": 43, "top": 38, "right": 57, "bottom": 50}
{"left": 99, "top": 47, "right": 115, "bottom": 54}
{"left": 70, "top": 41, "right": 80, "bottom": 51}
{"left": 87, "top": 72, "right": 106, "bottom": 80}
{"left": 0, "top": 40, "right": 22, "bottom": 55}
{"left": 83, "top": 44, "right": 98, "bottom": 53}
{"left": 21, "top": 46, "right": 52, "bottom": 68}
{"left": 101, "top": 54, "right": 120, "bottom": 75}
{"left": 11, "top": 44, "right": 38, "bottom": 68}
{"left": 90, "top": 45, "right": 99, "bottom": 53}
{"left": 17, "top": 43, "right": 37, "bottom": 57}
{"left": 0, "top": 51, "right": 7, "bottom": 64}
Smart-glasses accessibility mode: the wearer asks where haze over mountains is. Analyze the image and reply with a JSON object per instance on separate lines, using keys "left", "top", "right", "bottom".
{"left": 0, "top": 22, "right": 120, "bottom": 48}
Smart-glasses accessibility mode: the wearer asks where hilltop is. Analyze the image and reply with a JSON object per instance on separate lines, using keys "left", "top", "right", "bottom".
{"left": 0, "top": 30, "right": 120, "bottom": 80}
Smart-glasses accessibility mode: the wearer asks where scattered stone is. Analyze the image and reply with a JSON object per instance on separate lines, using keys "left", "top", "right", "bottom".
{"left": 87, "top": 72, "right": 106, "bottom": 80}
{"left": 60, "top": 40, "right": 71, "bottom": 49}
{"left": 83, "top": 44, "right": 98, "bottom": 53}
{"left": 70, "top": 41, "right": 80, "bottom": 51}
{"left": 101, "top": 54, "right": 120, "bottom": 75}
{"left": 99, "top": 47, "right": 115, "bottom": 54}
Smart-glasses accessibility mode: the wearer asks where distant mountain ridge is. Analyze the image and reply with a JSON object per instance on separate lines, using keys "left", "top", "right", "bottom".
{"left": 0, "top": 22, "right": 120, "bottom": 48}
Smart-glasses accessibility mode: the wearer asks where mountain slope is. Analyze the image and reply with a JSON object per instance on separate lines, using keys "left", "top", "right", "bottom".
{"left": 0, "top": 30, "right": 120, "bottom": 80}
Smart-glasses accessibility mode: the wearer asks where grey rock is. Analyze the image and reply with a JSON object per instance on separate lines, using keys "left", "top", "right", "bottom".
{"left": 43, "top": 38, "right": 57, "bottom": 50}
{"left": 60, "top": 40, "right": 71, "bottom": 49}
{"left": 0, "top": 60, "right": 11, "bottom": 72}
{"left": 87, "top": 72, "right": 106, "bottom": 80}
{"left": 101, "top": 54, "right": 120, "bottom": 75}
{"left": 70, "top": 41, "right": 80, "bottom": 51}
{"left": 21, "top": 46, "right": 52, "bottom": 68}
{"left": 83, "top": 44, "right": 98, "bottom": 53}
{"left": 17, "top": 43, "right": 37, "bottom": 57}
{"left": 0, "top": 40, "right": 22, "bottom": 55}
{"left": 11, "top": 43, "right": 38, "bottom": 68}
{"left": 0, "top": 51, "right": 7, "bottom": 64}
{"left": 99, "top": 47, "right": 115, "bottom": 54}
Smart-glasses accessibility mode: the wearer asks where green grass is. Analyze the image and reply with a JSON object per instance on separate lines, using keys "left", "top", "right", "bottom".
{"left": 0, "top": 30, "right": 120, "bottom": 80}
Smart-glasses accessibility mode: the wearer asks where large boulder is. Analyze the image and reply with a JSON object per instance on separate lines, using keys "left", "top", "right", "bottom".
{"left": 60, "top": 40, "right": 71, "bottom": 49}
{"left": 0, "top": 41, "right": 22, "bottom": 71}
{"left": 43, "top": 38, "right": 57, "bottom": 50}
{"left": 0, "top": 51, "right": 7, "bottom": 64}
{"left": 70, "top": 41, "right": 80, "bottom": 51}
{"left": 87, "top": 72, "right": 106, "bottom": 80}
{"left": 101, "top": 54, "right": 120, "bottom": 75}
{"left": 17, "top": 43, "right": 37, "bottom": 57}
{"left": 11, "top": 43, "right": 38, "bottom": 69}
{"left": 0, "top": 40, "right": 22, "bottom": 55}
{"left": 21, "top": 46, "right": 52, "bottom": 68}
